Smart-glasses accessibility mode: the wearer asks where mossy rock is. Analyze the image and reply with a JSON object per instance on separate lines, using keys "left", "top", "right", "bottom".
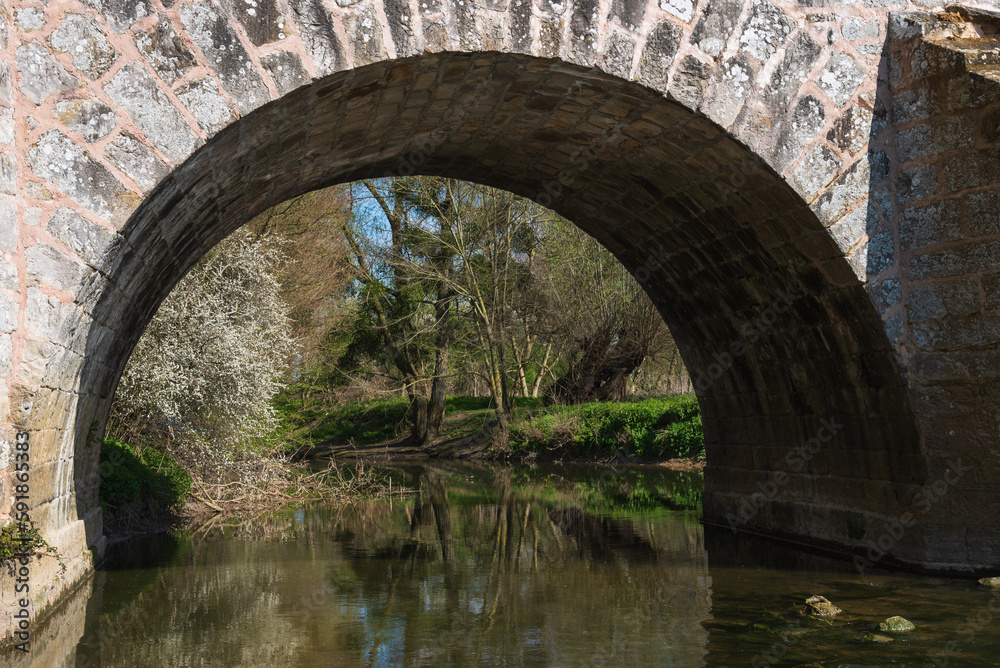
{"left": 862, "top": 633, "right": 894, "bottom": 643}
{"left": 877, "top": 616, "right": 915, "bottom": 632}
{"left": 801, "top": 595, "right": 841, "bottom": 617}
{"left": 978, "top": 576, "right": 1000, "bottom": 588}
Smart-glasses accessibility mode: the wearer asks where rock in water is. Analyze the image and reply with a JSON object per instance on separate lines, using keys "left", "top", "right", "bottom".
{"left": 978, "top": 576, "right": 1000, "bottom": 588}
{"left": 802, "top": 595, "right": 841, "bottom": 617}
{"left": 862, "top": 633, "right": 895, "bottom": 643}
{"left": 877, "top": 616, "right": 916, "bottom": 632}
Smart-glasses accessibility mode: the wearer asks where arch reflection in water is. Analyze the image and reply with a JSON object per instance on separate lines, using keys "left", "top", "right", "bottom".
{"left": 72, "top": 464, "right": 710, "bottom": 666}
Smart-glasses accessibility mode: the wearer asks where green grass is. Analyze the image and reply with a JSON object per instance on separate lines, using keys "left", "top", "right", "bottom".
{"left": 100, "top": 436, "right": 192, "bottom": 516}
{"left": 506, "top": 394, "right": 704, "bottom": 460}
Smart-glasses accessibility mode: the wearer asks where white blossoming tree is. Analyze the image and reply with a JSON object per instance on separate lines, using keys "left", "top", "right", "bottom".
{"left": 109, "top": 227, "right": 297, "bottom": 479}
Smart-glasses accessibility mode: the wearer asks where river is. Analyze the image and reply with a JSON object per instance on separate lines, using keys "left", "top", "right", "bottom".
{"left": 5, "top": 462, "right": 1000, "bottom": 666}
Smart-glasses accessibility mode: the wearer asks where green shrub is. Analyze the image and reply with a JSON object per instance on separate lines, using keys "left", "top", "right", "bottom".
{"left": 100, "top": 437, "right": 192, "bottom": 515}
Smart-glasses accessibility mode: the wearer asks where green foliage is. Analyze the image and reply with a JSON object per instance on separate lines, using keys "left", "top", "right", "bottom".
{"left": 507, "top": 394, "right": 704, "bottom": 459}
{"left": 0, "top": 520, "right": 55, "bottom": 561}
{"left": 100, "top": 437, "right": 192, "bottom": 515}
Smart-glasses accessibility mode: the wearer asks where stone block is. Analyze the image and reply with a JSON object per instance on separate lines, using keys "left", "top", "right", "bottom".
{"left": 943, "top": 150, "right": 997, "bottom": 192}
{"left": 346, "top": 6, "right": 389, "bottom": 66}
{"left": 763, "top": 31, "right": 823, "bottom": 111}
{"left": 176, "top": 78, "right": 234, "bottom": 135}
{"left": 104, "top": 63, "right": 199, "bottom": 164}
{"left": 385, "top": 0, "right": 416, "bottom": 55}
{"left": 899, "top": 200, "right": 963, "bottom": 251}
{"left": 25, "top": 242, "right": 87, "bottom": 293}
{"left": 0, "top": 292, "right": 16, "bottom": 333}
{"left": 27, "top": 131, "right": 137, "bottom": 221}
{"left": 765, "top": 95, "right": 826, "bottom": 173}
{"left": 909, "top": 279, "right": 980, "bottom": 320}
{"left": 15, "top": 42, "right": 79, "bottom": 105}
{"left": 103, "top": 132, "right": 171, "bottom": 194}
{"left": 842, "top": 16, "right": 880, "bottom": 41}
{"left": 222, "top": 0, "right": 290, "bottom": 46}
{"left": 602, "top": 30, "right": 635, "bottom": 80}
{"left": 288, "top": 0, "right": 347, "bottom": 77}
{"left": 866, "top": 228, "right": 895, "bottom": 277}
{"left": 691, "top": 0, "right": 741, "bottom": 58}
{"left": 818, "top": 52, "right": 865, "bottom": 107}
{"left": 0, "top": 195, "right": 15, "bottom": 254}
{"left": 80, "top": 0, "right": 150, "bottom": 33}
{"left": 260, "top": 51, "right": 309, "bottom": 96}
{"left": 791, "top": 143, "right": 841, "bottom": 199}
{"left": 909, "top": 240, "right": 1000, "bottom": 280}
{"left": 134, "top": 17, "right": 197, "bottom": 85}
{"left": 895, "top": 163, "right": 937, "bottom": 204}
{"left": 893, "top": 88, "right": 938, "bottom": 125}
{"left": 659, "top": 0, "right": 693, "bottom": 23}
{"left": 738, "top": 1, "right": 794, "bottom": 63}
{"left": 827, "top": 103, "right": 874, "bottom": 154}
{"left": 26, "top": 289, "right": 70, "bottom": 341}
{"left": 896, "top": 116, "right": 974, "bottom": 163}
{"left": 48, "top": 14, "right": 117, "bottom": 80}
{"left": 46, "top": 208, "right": 113, "bottom": 267}
{"left": 53, "top": 98, "right": 117, "bottom": 143}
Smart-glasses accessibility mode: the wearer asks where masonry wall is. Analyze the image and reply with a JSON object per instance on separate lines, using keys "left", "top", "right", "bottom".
{"left": 2, "top": 0, "right": 1000, "bottom": 646}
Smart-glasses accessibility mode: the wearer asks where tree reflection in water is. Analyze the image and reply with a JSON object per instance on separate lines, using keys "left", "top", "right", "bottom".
{"left": 70, "top": 463, "right": 710, "bottom": 667}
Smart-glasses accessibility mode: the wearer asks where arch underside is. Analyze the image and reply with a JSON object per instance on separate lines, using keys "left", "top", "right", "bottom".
{"left": 70, "top": 51, "right": 920, "bottom": 560}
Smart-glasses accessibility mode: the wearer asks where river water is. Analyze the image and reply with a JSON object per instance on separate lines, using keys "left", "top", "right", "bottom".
{"left": 7, "top": 462, "right": 1000, "bottom": 666}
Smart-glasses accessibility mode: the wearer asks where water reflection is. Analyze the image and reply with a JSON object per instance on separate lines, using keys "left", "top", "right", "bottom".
{"left": 7, "top": 463, "right": 1000, "bottom": 667}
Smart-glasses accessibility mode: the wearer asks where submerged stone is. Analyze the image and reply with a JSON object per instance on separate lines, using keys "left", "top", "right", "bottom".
{"left": 877, "top": 615, "right": 916, "bottom": 632}
{"left": 978, "top": 576, "right": 1000, "bottom": 588}
{"left": 862, "top": 632, "right": 894, "bottom": 643}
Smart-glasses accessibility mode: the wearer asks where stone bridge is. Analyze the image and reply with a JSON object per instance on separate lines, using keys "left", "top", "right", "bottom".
{"left": 3, "top": 0, "right": 1000, "bottom": 637}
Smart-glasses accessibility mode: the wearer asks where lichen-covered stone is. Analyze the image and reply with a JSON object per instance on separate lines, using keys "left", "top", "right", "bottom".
{"left": 260, "top": 51, "right": 309, "bottom": 96}
{"left": 602, "top": 30, "right": 635, "bottom": 80}
{"left": 0, "top": 108, "right": 13, "bottom": 145}
{"left": 896, "top": 163, "right": 938, "bottom": 205}
{"left": 134, "top": 18, "right": 198, "bottom": 84}
{"left": 0, "top": 293, "right": 17, "bottom": 333}
{"left": 791, "top": 143, "right": 841, "bottom": 199}
{"left": 801, "top": 595, "right": 841, "bottom": 617}
{"left": 827, "top": 103, "right": 873, "bottom": 154}
{"left": 180, "top": 2, "right": 271, "bottom": 114}
{"left": 16, "top": 7, "right": 46, "bottom": 32}
{"left": 818, "top": 52, "right": 865, "bottom": 107}
{"left": 27, "top": 130, "right": 135, "bottom": 220}
{"left": 659, "top": 0, "right": 694, "bottom": 23}
{"left": 900, "top": 202, "right": 963, "bottom": 251}
{"left": 638, "top": 21, "right": 683, "bottom": 90}
{"left": 49, "top": 14, "right": 118, "bottom": 80}
{"left": 15, "top": 42, "right": 80, "bottom": 105}
{"left": 691, "top": 0, "right": 741, "bottom": 56}
{"left": 176, "top": 78, "right": 234, "bottom": 135}
{"left": 669, "top": 55, "right": 712, "bottom": 110}
{"left": 104, "top": 63, "right": 199, "bottom": 164}
{"left": 80, "top": 0, "right": 150, "bottom": 33}
{"left": 877, "top": 616, "right": 915, "bottom": 632}
{"left": 979, "top": 576, "right": 1000, "bottom": 587}
{"left": 26, "top": 289, "right": 71, "bottom": 341}
{"left": 0, "top": 62, "right": 11, "bottom": 103}
{"left": 739, "top": 1, "right": 794, "bottom": 62}
{"left": 842, "top": 16, "right": 880, "bottom": 41}
{"left": 385, "top": 0, "right": 416, "bottom": 55}
{"left": 764, "top": 32, "right": 823, "bottom": 110}
{"left": 568, "top": 0, "right": 600, "bottom": 64}
{"left": 346, "top": 6, "right": 389, "bottom": 66}
{"left": 610, "top": 0, "right": 644, "bottom": 32}
{"left": 54, "top": 98, "right": 117, "bottom": 143}
{"left": 289, "top": 0, "right": 346, "bottom": 76}
{"left": 766, "top": 95, "right": 826, "bottom": 172}
{"left": 703, "top": 57, "right": 754, "bottom": 128}
{"left": 46, "top": 208, "right": 113, "bottom": 267}
{"left": 104, "top": 132, "right": 171, "bottom": 194}
{"left": 223, "top": 0, "right": 290, "bottom": 46}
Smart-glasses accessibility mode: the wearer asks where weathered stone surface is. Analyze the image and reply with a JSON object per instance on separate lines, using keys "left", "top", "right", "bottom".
{"left": 134, "top": 18, "right": 197, "bottom": 84}
{"left": 766, "top": 95, "right": 826, "bottom": 172}
{"left": 899, "top": 201, "right": 963, "bottom": 251}
{"left": 877, "top": 616, "right": 915, "bottom": 632}
{"left": 0, "top": 62, "right": 10, "bottom": 103}
{"left": 346, "top": 6, "right": 388, "bottom": 66}
{"left": 0, "top": 108, "right": 12, "bottom": 145}
{"left": 638, "top": 21, "right": 684, "bottom": 90}
{"left": 54, "top": 98, "right": 117, "bottom": 143}
{"left": 602, "top": 30, "right": 635, "bottom": 80}
{"left": 46, "top": 208, "right": 113, "bottom": 267}
{"left": 0, "top": 197, "right": 15, "bottom": 253}
{"left": 812, "top": 157, "right": 870, "bottom": 225}
{"left": 739, "top": 1, "right": 794, "bottom": 62}
{"left": 260, "top": 51, "right": 309, "bottom": 96}
{"left": 26, "top": 289, "right": 71, "bottom": 341}
{"left": 26, "top": 131, "right": 135, "bottom": 221}
{"left": 568, "top": 0, "right": 600, "bottom": 63}
{"left": 25, "top": 242, "right": 87, "bottom": 293}
{"left": 0, "top": 153, "right": 15, "bottom": 195}
{"left": 703, "top": 57, "right": 754, "bottom": 128}
{"left": 792, "top": 143, "right": 841, "bottom": 199}
{"left": 867, "top": 228, "right": 894, "bottom": 276}
{"left": 385, "top": 0, "right": 415, "bottom": 54}
{"left": 104, "top": 132, "right": 171, "bottom": 194}
{"left": 965, "top": 191, "right": 999, "bottom": 237}
{"left": 818, "top": 52, "right": 865, "bottom": 107}
{"left": 80, "top": 0, "right": 151, "bottom": 33}
{"left": 49, "top": 14, "right": 118, "bottom": 80}
{"left": 289, "top": 0, "right": 346, "bottom": 77}
{"left": 842, "top": 16, "right": 880, "bottom": 40}
{"left": 764, "top": 32, "right": 823, "bottom": 110}
{"left": 181, "top": 3, "right": 271, "bottom": 114}
{"left": 659, "top": 0, "right": 694, "bottom": 23}
{"left": 895, "top": 163, "right": 937, "bottom": 205}
{"left": 910, "top": 280, "right": 979, "bottom": 320}
{"left": 610, "top": 0, "right": 645, "bottom": 32}
{"left": 104, "top": 63, "right": 199, "bottom": 164}
{"left": 669, "top": 55, "right": 711, "bottom": 110}
{"left": 176, "top": 78, "right": 234, "bottom": 135}
{"left": 15, "top": 42, "right": 79, "bottom": 105}
{"left": 802, "top": 595, "right": 841, "bottom": 617}
{"left": 16, "top": 7, "right": 46, "bottom": 32}
{"left": 0, "top": 293, "right": 16, "bottom": 333}
{"left": 692, "top": 0, "right": 742, "bottom": 57}
{"left": 827, "top": 103, "right": 873, "bottom": 154}
{"left": 223, "top": 0, "right": 290, "bottom": 46}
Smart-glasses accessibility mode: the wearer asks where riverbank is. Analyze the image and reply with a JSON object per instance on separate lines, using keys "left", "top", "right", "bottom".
{"left": 282, "top": 394, "right": 705, "bottom": 466}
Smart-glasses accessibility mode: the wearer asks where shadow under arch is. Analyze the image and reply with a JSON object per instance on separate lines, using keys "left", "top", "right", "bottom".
{"left": 71, "top": 50, "right": 923, "bottom": 562}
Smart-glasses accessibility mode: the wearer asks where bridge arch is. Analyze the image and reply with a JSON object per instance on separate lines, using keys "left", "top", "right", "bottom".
{"left": 7, "top": 0, "right": 1000, "bottom": 634}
